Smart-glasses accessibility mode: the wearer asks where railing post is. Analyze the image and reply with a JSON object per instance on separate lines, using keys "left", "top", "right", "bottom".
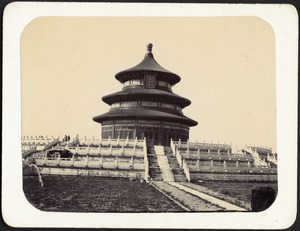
{"left": 71, "top": 154, "right": 75, "bottom": 166}
{"left": 99, "top": 156, "right": 103, "bottom": 168}
{"left": 130, "top": 156, "right": 134, "bottom": 168}
{"left": 57, "top": 154, "right": 61, "bottom": 166}
{"left": 86, "top": 154, "right": 89, "bottom": 167}
{"left": 133, "top": 143, "right": 136, "bottom": 156}
{"left": 44, "top": 154, "right": 47, "bottom": 165}
{"left": 115, "top": 157, "right": 118, "bottom": 168}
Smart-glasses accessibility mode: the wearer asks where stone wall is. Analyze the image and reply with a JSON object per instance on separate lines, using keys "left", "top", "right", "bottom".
{"left": 190, "top": 173, "right": 277, "bottom": 182}
{"left": 39, "top": 167, "right": 145, "bottom": 180}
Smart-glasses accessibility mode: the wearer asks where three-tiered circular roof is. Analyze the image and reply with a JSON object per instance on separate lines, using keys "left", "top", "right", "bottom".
{"left": 93, "top": 43, "right": 198, "bottom": 127}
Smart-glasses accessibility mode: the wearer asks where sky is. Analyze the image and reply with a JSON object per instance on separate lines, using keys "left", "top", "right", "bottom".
{"left": 21, "top": 16, "right": 276, "bottom": 151}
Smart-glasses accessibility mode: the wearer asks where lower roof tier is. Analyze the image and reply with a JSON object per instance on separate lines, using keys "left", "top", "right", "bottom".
{"left": 102, "top": 87, "right": 191, "bottom": 108}
{"left": 93, "top": 108, "right": 198, "bottom": 127}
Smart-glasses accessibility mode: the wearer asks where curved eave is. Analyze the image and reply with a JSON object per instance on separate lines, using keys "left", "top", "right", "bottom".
{"left": 115, "top": 55, "right": 181, "bottom": 85}
{"left": 93, "top": 108, "right": 198, "bottom": 127}
{"left": 102, "top": 88, "right": 191, "bottom": 108}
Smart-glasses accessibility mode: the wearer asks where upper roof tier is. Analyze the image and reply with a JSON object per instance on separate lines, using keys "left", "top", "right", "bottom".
{"left": 115, "top": 43, "right": 181, "bottom": 85}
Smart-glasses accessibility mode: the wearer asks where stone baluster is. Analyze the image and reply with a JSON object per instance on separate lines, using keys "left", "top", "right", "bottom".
{"left": 223, "top": 160, "right": 226, "bottom": 169}
{"left": 196, "top": 159, "right": 200, "bottom": 170}
{"left": 130, "top": 156, "right": 134, "bottom": 168}
{"left": 247, "top": 161, "right": 250, "bottom": 167}
{"left": 122, "top": 144, "right": 124, "bottom": 156}
{"left": 57, "top": 154, "right": 61, "bottom": 166}
{"left": 99, "top": 156, "right": 103, "bottom": 168}
{"left": 115, "top": 157, "right": 118, "bottom": 168}
{"left": 44, "top": 154, "right": 47, "bottom": 165}
{"left": 133, "top": 143, "right": 136, "bottom": 156}
{"left": 236, "top": 160, "right": 239, "bottom": 167}
{"left": 99, "top": 144, "right": 101, "bottom": 155}
{"left": 71, "top": 154, "right": 75, "bottom": 166}
{"left": 210, "top": 159, "right": 214, "bottom": 167}
{"left": 208, "top": 148, "right": 210, "bottom": 154}
{"left": 198, "top": 148, "right": 200, "bottom": 159}
{"left": 218, "top": 148, "right": 220, "bottom": 155}
{"left": 187, "top": 147, "right": 189, "bottom": 158}
{"left": 86, "top": 154, "right": 89, "bottom": 167}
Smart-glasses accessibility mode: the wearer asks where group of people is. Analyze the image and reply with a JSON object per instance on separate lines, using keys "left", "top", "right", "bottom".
{"left": 62, "top": 135, "right": 71, "bottom": 143}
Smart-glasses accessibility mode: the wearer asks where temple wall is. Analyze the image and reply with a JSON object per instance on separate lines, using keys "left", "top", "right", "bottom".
{"left": 38, "top": 167, "right": 145, "bottom": 180}
{"left": 190, "top": 173, "right": 277, "bottom": 182}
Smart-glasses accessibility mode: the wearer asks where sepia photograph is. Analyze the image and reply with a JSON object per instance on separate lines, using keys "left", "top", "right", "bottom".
{"left": 2, "top": 2, "right": 298, "bottom": 229}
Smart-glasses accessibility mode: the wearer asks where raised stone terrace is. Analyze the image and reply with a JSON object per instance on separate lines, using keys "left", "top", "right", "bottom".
{"left": 170, "top": 140, "right": 277, "bottom": 182}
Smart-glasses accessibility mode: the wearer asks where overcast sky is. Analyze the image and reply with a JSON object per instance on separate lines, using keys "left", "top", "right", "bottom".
{"left": 21, "top": 16, "right": 276, "bottom": 151}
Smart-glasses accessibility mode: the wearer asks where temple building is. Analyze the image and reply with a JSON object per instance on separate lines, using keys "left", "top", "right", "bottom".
{"left": 93, "top": 43, "right": 197, "bottom": 146}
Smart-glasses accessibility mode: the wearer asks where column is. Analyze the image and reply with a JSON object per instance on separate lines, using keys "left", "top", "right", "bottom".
{"left": 208, "top": 148, "right": 210, "bottom": 154}
{"left": 197, "top": 159, "right": 200, "bottom": 170}
{"left": 224, "top": 160, "right": 226, "bottom": 169}
{"left": 121, "top": 144, "right": 124, "bottom": 156}
{"left": 218, "top": 148, "right": 220, "bottom": 155}
{"left": 187, "top": 147, "right": 189, "bottom": 158}
{"left": 247, "top": 161, "right": 250, "bottom": 167}
{"left": 99, "top": 144, "right": 101, "bottom": 155}
{"left": 210, "top": 159, "right": 214, "bottom": 167}
{"left": 236, "top": 160, "right": 239, "bottom": 167}
{"left": 198, "top": 148, "right": 200, "bottom": 159}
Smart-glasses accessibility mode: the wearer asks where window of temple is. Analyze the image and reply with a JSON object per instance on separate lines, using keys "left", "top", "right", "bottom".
{"left": 111, "top": 101, "right": 182, "bottom": 112}
{"left": 123, "top": 79, "right": 143, "bottom": 87}
{"left": 144, "top": 74, "right": 156, "bottom": 88}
